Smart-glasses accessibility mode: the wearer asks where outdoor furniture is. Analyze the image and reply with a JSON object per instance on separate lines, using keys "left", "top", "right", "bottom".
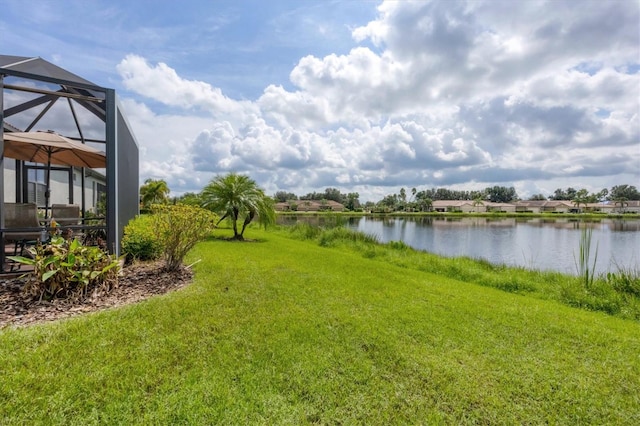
{"left": 2, "top": 203, "right": 43, "bottom": 270}
{"left": 51, "top": 204, "right": 81, "bottom": 241}
{"left": 51, "top": 204, "right": 80, "bottom": 226}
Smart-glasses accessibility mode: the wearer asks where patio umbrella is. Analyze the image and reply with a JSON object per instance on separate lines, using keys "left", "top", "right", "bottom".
{"left": 2, "top": 130, "right": 106, "bottom": 217}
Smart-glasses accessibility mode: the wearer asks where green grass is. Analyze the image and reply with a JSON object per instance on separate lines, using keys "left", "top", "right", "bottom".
{"left": 284, "top": 223, "right": 640, "bottom": 321}
{"left": 1, "top": 227, "right": 639, "bottom": 424}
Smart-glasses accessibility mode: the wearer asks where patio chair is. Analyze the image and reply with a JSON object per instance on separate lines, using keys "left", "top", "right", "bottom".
{"left": 3, "top": 203, "right": 43, "bottom": 270}
{"left": 52, "top": 204, "right": 81, "bottom": 241}
{"left": 51, "top": 204, "right": 80, "bottom": 226}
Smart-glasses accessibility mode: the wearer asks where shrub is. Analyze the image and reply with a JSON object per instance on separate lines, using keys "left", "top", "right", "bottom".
{"left": 122, "top": 215, "right": 163, "bottom": 262}
{"left": 151, "top": 204, "right": 218, "bottom": 271}
{"left": 9, "top": 236, "right": 120, "bottom": 301}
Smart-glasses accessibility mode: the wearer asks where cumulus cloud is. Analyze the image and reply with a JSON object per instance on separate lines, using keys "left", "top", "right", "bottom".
{"left": 117, "top": 54, "right": 257, "bottom": 119}
{"left": 119, "top": 0, "right": 638, "bottom": 201}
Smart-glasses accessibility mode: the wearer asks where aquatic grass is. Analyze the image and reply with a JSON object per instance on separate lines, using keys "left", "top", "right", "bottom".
{"left": 317, "top": 226, "right": 379, "bottom": 247}
{"left": 285, "top": 222, "right": 324, "bottom": 240}
{"left": 607, "top": 262, "right": 640, "bottom": 298}
{"left": 575, "top": 226, "right": 599, "bottom": 289}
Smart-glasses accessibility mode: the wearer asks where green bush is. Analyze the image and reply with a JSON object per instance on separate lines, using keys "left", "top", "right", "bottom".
{"left": 9, "top": 236, "right": 120, "bottom": 301}
{"left": 151, "top": 204, "right": 218, "bottom": 271}
{"left": 122, "top": 215, "right": 163, "bottom": 261}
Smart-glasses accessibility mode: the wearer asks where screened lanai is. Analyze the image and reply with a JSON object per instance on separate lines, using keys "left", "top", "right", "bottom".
{"left": 0, "top": 55, "right": 139, "bottom": 272}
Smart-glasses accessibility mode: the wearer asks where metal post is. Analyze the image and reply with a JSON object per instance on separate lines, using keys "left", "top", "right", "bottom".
{"left": 1, "top": 74, "right": 6, "bottom": 271}
{"left": 105, "top": 89, "right": 117, "bottom": 255}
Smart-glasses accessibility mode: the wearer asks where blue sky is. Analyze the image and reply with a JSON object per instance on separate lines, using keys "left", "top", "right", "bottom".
{"left": 2, "top": 0, "right": 639, "bottom": 201}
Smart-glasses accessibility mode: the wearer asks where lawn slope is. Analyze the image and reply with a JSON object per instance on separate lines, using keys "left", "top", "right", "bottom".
{"left": 0, "top": 229, "right": 638, "bottom": 424}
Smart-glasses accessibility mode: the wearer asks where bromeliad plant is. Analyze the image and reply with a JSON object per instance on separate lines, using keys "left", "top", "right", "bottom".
{"left": 8, "top": 236, "right": 121, "bottom": 301}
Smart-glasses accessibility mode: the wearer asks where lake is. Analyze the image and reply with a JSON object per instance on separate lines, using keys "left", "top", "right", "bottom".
{"left": 277, "top": 215, "right": 640, "bottom": 275}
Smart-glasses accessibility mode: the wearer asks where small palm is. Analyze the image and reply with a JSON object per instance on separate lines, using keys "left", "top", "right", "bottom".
{"left": 201, "top": 173, "right": 275, "bottom": 240}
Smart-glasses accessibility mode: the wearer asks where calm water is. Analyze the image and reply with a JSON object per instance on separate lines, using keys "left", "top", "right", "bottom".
{"left": 277, "top": 216, "right": 640, "bottom": 275}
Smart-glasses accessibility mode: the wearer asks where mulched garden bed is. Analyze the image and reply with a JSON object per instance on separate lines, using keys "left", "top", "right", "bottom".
{"left": 0, "top": 261, "right": 193, "bottom": 329}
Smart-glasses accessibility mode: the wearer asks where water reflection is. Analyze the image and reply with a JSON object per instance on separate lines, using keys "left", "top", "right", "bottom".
{"left": 276, "top": 215, "right": 640, "bottom": 274}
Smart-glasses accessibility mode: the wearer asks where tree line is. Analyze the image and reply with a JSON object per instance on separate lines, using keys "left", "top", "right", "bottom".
{"left": 141, "top": 178, "right": 639, "bottom": 214}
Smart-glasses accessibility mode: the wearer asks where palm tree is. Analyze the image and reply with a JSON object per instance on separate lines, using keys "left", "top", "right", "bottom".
{"left": 140, "top": 178, "right": 170, "bottom": 209}
{"left": 472, "top": 197, "right": 484, "bottom": 213}
{"left": 572, "top": 189, "right": 590, "bottom": 213}
{"left": 418, "top": 197, "right": 433, "bottom": 212}
{"left": 200, "top": 173, "right": 275, "bottom": 240}
{"left": 614, "top": 197, "right": 629, "bottom": 214}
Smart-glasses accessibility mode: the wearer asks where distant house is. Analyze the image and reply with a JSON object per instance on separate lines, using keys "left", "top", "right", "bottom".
{"left": 484, "top": 202, "right": 516, "bottom": 213}
{"left": 432, "top": 200, "right": 476, "bottom": 213}
{"left": 627, "top": 200, "right": 640, "bottom": 213}
{"left": 514, "top": 200, "right": 574, "bottom": 214}
{"left": 274, "top": 202, "right": 292, "bottom": 212}
{"left": 431, "top": 200, "right": 517, "bottom": 213}
{"left": 275, "top": 200, "right": 345, "bottom": 212}
{"left": 602, "top": 200, "right": 640, "bottom": 214}
{"left": 583, "top": 202, "right": 613, "bottom": 214}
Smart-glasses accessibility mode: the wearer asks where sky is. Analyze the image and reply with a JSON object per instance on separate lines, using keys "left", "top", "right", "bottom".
{"left": 1, "top": 0, "right": 639, "bottom": 202}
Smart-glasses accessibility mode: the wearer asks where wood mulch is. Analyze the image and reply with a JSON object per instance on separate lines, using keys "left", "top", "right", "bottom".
{"left": 0, "top": 261, "right": 193, "bottom": 329}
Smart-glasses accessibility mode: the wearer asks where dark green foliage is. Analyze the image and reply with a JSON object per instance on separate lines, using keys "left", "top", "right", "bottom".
{"left": 273, "top": 191, "right": 298, "bottom": 202}
{"left": 174, "top": 192, "right": 202, "bottom": 206}
{"left": 121, "top": 214, "right": 163, "bottom": 261}
{"left": 139, "top": 178, "right": 170, "bottom": 209}
{"left": 608, "top": 184, "right": 640, "bottom": 201}
{"left": 8, "top": 236, "right": 120, "bottom": 301}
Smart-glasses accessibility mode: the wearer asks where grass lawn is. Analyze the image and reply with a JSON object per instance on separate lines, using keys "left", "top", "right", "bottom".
{"left": 1, "top": 227, "right": 639, "bottom": 424}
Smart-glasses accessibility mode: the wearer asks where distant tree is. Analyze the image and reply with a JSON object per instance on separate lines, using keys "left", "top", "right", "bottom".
{"left": 363, "top": 201, "right": 376, "bottom": 211}
{"left": 472, "top": 198, "right": 484, "bottom": 212}
{"left": 380, "top": 194, "right": 398, "bottom": 209}
{"left": 551, "top": 187, "right": 577, "bottom": 201}
{"left": 175, "top": 192, "right": 202, "bottom": 207}
{"left": 572, "top": 189, "right": 590, "bottom": 211}
{"left": 528, "top": 193, "right": 547, "bottom": 201}
{"left": 274, "top": 191, "right": 298, "bottom": 202}
{"left": 418, "top": 197, "right": 433, "bottom": 212}
{"left": 414, "top": 192, "right": 433, "bottom": 212}
{"left": 140, "top": 178, "right": 170, "bottom": 209}
{"left": 485, "top": 186, "right": 518, "bottom": 203}
{"left": 469, "top": 190, "right": 486, "bottom": 201}
{"left": 614, "top": 197, "right": 629, "bottom": 213}
{"left": 609, "top": 185, "right": 640, "bottom": 201}
{"left": 596, "top": 188, "right": 609, "bottom": 203}
{"left": 345, "top": 192, "right": 361, "bottom": 211}
{"left": 323, "top": 188, "right": 345, "bottom": 203}
{"left": 200, "top": 173, "right": 275, "bottom": 240}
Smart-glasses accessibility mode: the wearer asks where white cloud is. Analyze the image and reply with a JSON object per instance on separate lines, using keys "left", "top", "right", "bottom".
{"left": 113, "top": 0, "right": 639, "bottom": 201}
{"left": 117, "top": 54, "right": 257, "bottom": 119}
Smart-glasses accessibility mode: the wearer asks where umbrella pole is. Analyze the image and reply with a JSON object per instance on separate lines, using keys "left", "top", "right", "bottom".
{"left": 45, "top": 158, "right": 52, "bottom": 219}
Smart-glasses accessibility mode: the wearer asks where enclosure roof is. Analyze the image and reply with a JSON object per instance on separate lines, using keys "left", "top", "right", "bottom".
{"left": 0, "top": 55, "right": 104, "bottom": 92}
